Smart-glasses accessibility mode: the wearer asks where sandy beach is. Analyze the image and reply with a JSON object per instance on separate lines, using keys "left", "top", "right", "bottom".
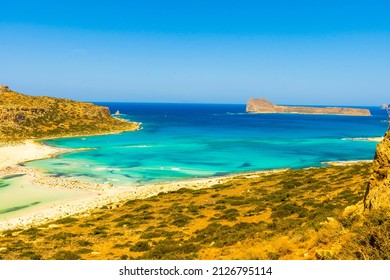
{"left": 0, "top": 141, "right": 69, "bottom": 170}
{"left": 0, "top": 140, "right": 288, "bottom": 231}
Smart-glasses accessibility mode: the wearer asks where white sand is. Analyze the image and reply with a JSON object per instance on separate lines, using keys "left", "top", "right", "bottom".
{"left": 0, "top": 141, "right": 68, "bottom": 170}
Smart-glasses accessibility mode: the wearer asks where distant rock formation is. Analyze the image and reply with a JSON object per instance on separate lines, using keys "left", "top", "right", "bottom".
{"left": 364, "top": 128, "right": 390, "bottom": 211}
{"left": 246, "top": 98, "right": 371, "bottom": 116}
{"left": 0, "top": 86, "right": 139, "bottom": 142}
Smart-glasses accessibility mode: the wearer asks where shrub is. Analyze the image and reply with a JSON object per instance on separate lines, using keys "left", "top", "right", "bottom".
{"left": 49, "top": 232, "right": 78, "bottom": 241}
{"left": 140, "top": 239, "right": 200, "bottom": 260}
{"left": 194, "top": 222, "right": 263, "bottom": 247}
{"left": 77, "top": 240, "right": 93, "bottom": 247}
{"left": 56, "top": 217, "right": 79, "bottom": 224}
{"left": 51, "top": 250, "right": 82, "bottom": 260}
{"left": 219, "top": 208, "right": 240, "bottom": 221}
{"left": 76, "top": 248, "right": 93, "bottom": 254}
{"left": 130, "top": 241, "right": 151, "bottom": 252}
{"left": 19, "top": 251, "right": 42, "bottom": 260}
{"left": 271, "top": 203, "right": 308, "bottom": 219}
{"left": 135, "top": 204, "right": 152, "bottom": 212}
{"left": 171, "top": 213, "right": 192, "bottom": 227}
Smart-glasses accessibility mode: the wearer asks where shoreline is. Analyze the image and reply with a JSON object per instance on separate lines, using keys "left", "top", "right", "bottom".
{"left": 37, "top": 120, "right": 141, "bottom": 142}
{"left": 0, "top": 141, "right": 71, "bottom": 171}
{"left": 321, "top": 160, "right": 373, "bottom": 166}
{"left": 0, "top": 140, "right": 373, "bottom": 232}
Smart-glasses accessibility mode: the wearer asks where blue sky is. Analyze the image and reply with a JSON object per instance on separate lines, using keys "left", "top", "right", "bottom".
{"left": 0, "top": 0, "right": 389, "bottom": 105}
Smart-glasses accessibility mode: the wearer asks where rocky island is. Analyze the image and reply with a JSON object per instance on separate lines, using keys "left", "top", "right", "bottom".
{"left": 0, "top": 85, "right": 139, "bottom": 142}
{"left": 246, "top": 98, "right": 371, "bottom": 116}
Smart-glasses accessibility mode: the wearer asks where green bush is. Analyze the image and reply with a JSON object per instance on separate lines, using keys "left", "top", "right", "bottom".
{"left": 140, "top": 239, "right": 200, "bottom": 260}
{"left": 130, "top": 241, "right": 151, "bottom": 252}
{"left": 171, "top": 213, "right": 192, "bottom": 227}
{"left": 51, "top": 250, "right": 82, "bottom": 260}
{"left": 194, "top": 222, "right": 263, "bottom": 247}
{"left": 19, "top": 251, "right": 42, "bottom": 260}
{"left": 56, "top": 217, "right": 79, "bottom": 224}
{"left": 135, "top": 204, "right": 152, "bottom": 212}
{"left": 219, "top": 208, "right": 240, "bottom": 221}
{"left": 49, "top": 232, "right": 79, "bottom": 241}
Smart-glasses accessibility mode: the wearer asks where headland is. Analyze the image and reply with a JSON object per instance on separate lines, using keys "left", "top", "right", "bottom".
{"left": 0, "top": 85, "right": 139, "bottom": 143}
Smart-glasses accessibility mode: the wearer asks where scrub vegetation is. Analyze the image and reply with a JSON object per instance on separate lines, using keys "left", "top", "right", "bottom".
{"left": 1, "top": 163, "right": 385, "bottom": 260}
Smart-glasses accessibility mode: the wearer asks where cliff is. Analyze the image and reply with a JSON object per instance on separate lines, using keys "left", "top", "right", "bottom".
{"left": 0, "top": 85, "right": 139, "bottom": 142}
{"left": 246, "top": 98, "right": 371, "bottom": 116}
{"left": 364, "top": 128, "right": 390, "bottom": 211}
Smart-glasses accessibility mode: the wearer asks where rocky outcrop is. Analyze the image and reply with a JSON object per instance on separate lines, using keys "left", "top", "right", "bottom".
{"left": 0, "top": 86, "right": 139, "bottom": 142}
{"left": 246, "top": 98, "right": 371, "bottom": 116}
{"left": 364, "top": 128, "right": 390, "bottom": 210}
{"left": 0, "top": 85, "right": 9, "bottom": 91}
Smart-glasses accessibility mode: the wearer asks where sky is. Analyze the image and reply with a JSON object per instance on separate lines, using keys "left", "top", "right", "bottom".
{"left": 0, "top": 0, "right": 389, "bottom": 105}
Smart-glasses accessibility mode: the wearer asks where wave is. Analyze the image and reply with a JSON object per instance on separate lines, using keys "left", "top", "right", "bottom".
{"left": 120, "top": 145, "right": 152, "bottom": 148}
{"left": 341, "top": 137, "right": 383, "bottom": 142}
{"left": 95, "top": 167, "right": 122, "bottom": 171}
{"left": 226, "top": 112, "right": 247, "bottom": 115}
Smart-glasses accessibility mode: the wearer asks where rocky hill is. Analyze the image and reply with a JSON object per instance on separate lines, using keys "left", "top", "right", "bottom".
{"left": 364, "top": 128, "right": 390, "bottom": 211}
{"left": 246, "top": 98, "right": 371, "bottom": 116}
{"left": 0, "top": 85, "right": 139, "bottom": 142}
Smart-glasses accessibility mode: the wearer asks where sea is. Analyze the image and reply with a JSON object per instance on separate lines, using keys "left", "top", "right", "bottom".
{"left": 1, "top": 103, "right": 389, "bottom": 219}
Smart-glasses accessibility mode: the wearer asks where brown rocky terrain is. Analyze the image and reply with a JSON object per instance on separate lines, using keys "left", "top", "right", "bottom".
{"left": 364, "top": 128, "right": 390, "bottom": 211}
{"left": 246, "top": 98, "right": 371, "bottom": 116}
{"left": 0, "top": 85, "right": 139, "bottom": 142}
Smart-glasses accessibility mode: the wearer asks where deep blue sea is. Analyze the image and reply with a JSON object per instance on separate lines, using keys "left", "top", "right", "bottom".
{"left": 27, "top": 103, "right": 389, "bottom": 186}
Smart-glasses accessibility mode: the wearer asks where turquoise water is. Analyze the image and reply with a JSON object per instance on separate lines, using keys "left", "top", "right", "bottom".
{"left": 26, "top": 103, "right": 388, "bottom": 185}
{"left": 0, "top": 175, "right": 85, "bottom": 219}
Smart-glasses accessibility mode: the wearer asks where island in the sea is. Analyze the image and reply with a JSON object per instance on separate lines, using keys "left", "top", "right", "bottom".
{"left": 246, "top": 98, "right": 371, "bottom": 116}
{"left": 0, "top": 85, "right": 139, "bottom": 142}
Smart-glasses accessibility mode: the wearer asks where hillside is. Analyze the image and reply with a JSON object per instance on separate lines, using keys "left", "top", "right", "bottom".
{"left": 246, "top": 98, "right": 371, "bottom": 116}
{"left": 0, "top": 86, "right": 139, "bottom": 142}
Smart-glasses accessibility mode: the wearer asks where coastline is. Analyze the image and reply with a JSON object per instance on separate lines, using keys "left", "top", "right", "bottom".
{"left": 0, "top": 140, "right": 288, "bottom": 231}
{"left": 0, "top": 139, "right": 373, "bottom": 232}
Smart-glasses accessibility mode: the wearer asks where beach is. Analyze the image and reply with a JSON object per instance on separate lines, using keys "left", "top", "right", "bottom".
{"left": 0, "top": 140, "right": 289, "bottom": 231}
{"left": 0, "top": 141, "right": 69, "bottom": 170}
